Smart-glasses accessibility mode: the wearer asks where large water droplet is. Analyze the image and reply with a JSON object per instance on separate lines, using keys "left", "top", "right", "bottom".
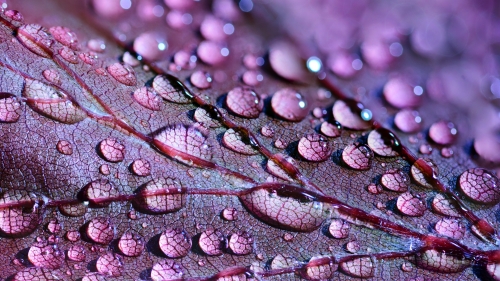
{"left": 269, "top": 40, "right": 309, "bottom": 82}
{"left": 332, "top": 100, "right": 371, "bottom": 130}
{"left": 132, "top": 87, "right": 162, "bottom": 111}
{"left": 428, "top": 120, "right": 457, "bottom": 145}
{"left": 342, "top": 143, "right": 373, "bottom": 170}
{"left": 328, "top": 219, "right": 350, "bottom": 239}
{"left": 133, "top": 32, "right": 166, "bottom": 61}
{"left": 152, "top": 75, "right": 191, "bottom": 103}
{"left": 434, "top": 218, "right": 465, "bottom": 239}
{"left": 13, "top": 268, "right": 60, "bottom": 281}
{"left": 190, "top": 70, "right": 212, "bottom": 89}
{"left": 86, "top": 217, "right": 114, "bottom": 244}
{"left": 226, "top": 87, "right": 263, "bottom": 119}
{"left": 380, "top": 169, "right": 409, "bottom": 192}
{"left": 66, "top": 244, "right": 86, "bottom": 262}
{"left": 411, "top": 158, "right": 439, "bottom": 189}
{"left": 222, "top": 128, "right": 258, "bottom": 155}
{"left": 431, "top": 194, "right": 460, "bottom": 217}
{"left": 131, "top": 159, "right": 151, "bottom": 177}
{"left": 0, "top": 190, "right": 44, "bottom": 237}
{"left": 383, "top": 77, "right": 422, "bottom": 108}
{"left": 118, "top": 230, "right": 145, "bottom": 257}
{"left": 23, "top": 79, "right": 87, "bottom": 124}
{"left": 458, "top": 168, "right": 500, "bottom": 204}
{"left": 396, "top": 192, "right": 426, "bottom": 217}
{"left": 79, "top": 179, "right": 118, "bottom": 207}
{"left": 28, "top": 241, "right": 64, "bottom": 269}
{"left": 133, "top": 178, "right": 185, "bottom": 214}
{"left": 228, "top": 231, "right": 253, "bottom": 255}
{"left": 159, "top": 228, "right": 192, "bottom": 258}
{"left": 339, "top": 256, "right": 375, "bottom": 278}
{"left": 304, "top": 256, "right": 337, "bottom": 280}
{"left": 99, "top": 138, "right": 125, "bottom": 162}
{"left": 367, "top": 128, "right": 400, "bottom": 157}
{"left": 297, "top": 134, "right": 333, "bottom": 162}
{"left": 107, "top": 63, "right": 137, "bottom": 86}
{"left": 151, "top": 260, "right": 183, "bottom": 281}
{"left": 271, "top": 88, "right": 308, "bottom": 122}
{"left": 96, "top": 252, "right": 124, "bottom": 277}
{"left": 239, "top": 184, "right": 328, "bottom": 232}
{"left": 414, "top": 249, "right": 470, "bottom": 273}
{"left": 0, "top": 93, "right": 21, "bottom": 123}
{"left": 58, "top": 47, "right": 78, "bottom": 64}
{"left": 17, "top": 24, "right": 53, "bottom": 58}
{"left": 48, "top": 26, "right": 78, "bottom": 50}
{"left": 198, "top": 229, "right": 226, "bottom": 256}
{"left": 394, "top": 109, "right": 422, "bottom": 133}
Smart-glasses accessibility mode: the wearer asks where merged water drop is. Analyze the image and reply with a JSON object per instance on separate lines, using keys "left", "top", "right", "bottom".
{"left": 0, "top": 93, "right": 21, "bottom": 123}
{"left": 159, "top": 228, "right": 192, "bottom": 258}
{"left": 458, "top": 168, "right": 500, "bottom": 204}
{"left": 107, "top": 62, "right": 137, "bottom": 86}
{"left": 342, "top": 143, "right": 373, "bottom": 170}
{"left": 17, "top": 24, "right": 53, "bottom": 58}
{"left": 226, "top": 87, "right": 263, "bottom": 119}
{"left": 271, "top": 88, "right": 309, "bottom": 122}
{"left": 132, "top": 86, "right": 162, "bottom": 111}
{"left": 133, "top": 178, "right": 185, "bottom": 214}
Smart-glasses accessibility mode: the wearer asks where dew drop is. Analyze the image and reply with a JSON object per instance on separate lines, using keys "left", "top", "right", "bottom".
{"left": 228, "top": 231, "right": 253, "bottom": 255}
{"left": 328, "top": 52, "right": 360, "bottom": 78}
{"left": 13, "top": 268, "right": 60, "bottom": 281}
{"left": 132, "top": 87, "right": 162, "bottom": 111}
{"left": 159, "top": 228, "right": 192, "bottom": 258}
{"left": 4, "top": 10, "right": 24, "bottom": 24}
{"left": 394, "top": 109, "right": 422, "bottom": 133}
{"left": 225, "top": 87, "right": 263, "bottom": 119}
{"left": 56, "top": 140, "right": 73, "bottom": 155}
{"left": 222, "top": 207, "right": 238, "bottom": 221}
{"left": 87, "top": 38, "right": 106, "bottom": 53}
{"left": 269, "top": 40, "right": 309, "bottom": 82}
{"left": 380, "top": 169, "right": 409, "bottom": 192}
{"left": 270, "top": 254, "right": 299, "bottom": 269}
{"left": 266, "top": 154, "right": 295, "bottom": 182}
{"left": 401, "top": 262, "right": 414, "bottom": 272}
{"left": 99, "top": 138, "right": 125, "bottom": 162}
{"left": 58, "top": 202, "right": 87, "bottom": 217}
{"left": 0, "top": 93, "right": 21, "bottom": 123}
{"left": 440, "top": 147, "right": 454, "bottom": 158}
{"left": 222, "top": 128, "right": 258, "bottom": 155}
{"left": 396, "top": 192, "right": 426, "bottom": 217}
{"left": 340, "top": 256, "right": 375, "bottom": 278}
{"left": 274, "top": 138, "right": 288, "bottom": 149}
{"left": 429, "top": 120, "right": 457, "bottom": 145}
{"left": 328, "top": 219, "right": 350, "bottom": 239}
{"left": 332, "top": 100, "right": 371, "bottom": 130}
{"left": 107, "top": 62, "right": 137, "bottom": 86}
{"left": 198, "top": 229, "right": 226, "bottom": 256}
{"left": 487, "top": 263, "right": 500, "bottom": 281}
{"left": 419, "top": 144, "right": 433, "bottom": 155}
{"left": 261, "top": 125, "right": 274, "bottom": 137}
{"left": 118, "top": 230, "right": 145, "bottom": 257}
{"left": 298, "top": 134, "right": 333, "bottom": 162}
{"left": 197, "top": 41, "right": 225, "bottom": 65}
{"left": 17, "top": 24, "right": 53, "bottom": 58}
{"left": 431, "top": 194, "right": 460, "bottom": 217}
{"left": 367, "top": 128, "right": 400, "bottom": 157}
{"left": 65, "top": 230, "right": 80, "bottom": 242}
{"left": 271, "top": 88, "right": 308, "bottom": 122}
{"left": 96, "top": 252, "right": 124, "bottom": 277}
{"left": 133, "top": 177, "right": 185, "bottom": 214}
{"left": 58, "top": 47, "right": 78, "bottom": 64}
{"left": 46, "top": 218, "right": 61, "bottom": 234}
{"left": 414, "top": 249, "right": 470, "bottom": 273}
{"left": 28, "top": 241, "right": 64, "bottom": 269}
{"left": 0, "top": 190, "right": 44, "bottom": 237}
{"left": 193, "top": 107, "right": 222, "bottom": 128}
{"left": 131, "top": 159, "right": 151, "bottom": 177}
{"left": 345, "top": 241, "right": 360, "bottom": 253}
{"left": 23, "top": 79, "right": 87, "bottom": 124}
{"left": 133, "top": 32, "right": 166, "bottom": 61}
{"left": 86, "top": 217, "right": 114, "bottom": 244}
{"left": 242, "top": 70, "right": 263, "bottom": 86}
{"left": 151, "top": 260, "right": 183, "bottom": 281}
{"left": 342, "top": 143, "right": 373, "bottom": 170}
{"left": 283, "top": 233, "right": 294, "bottom": 242}
{"left": 200, "top": 15, "right": 226, "bottom": 41}
{"left": 80, "top": 179, "right": 118, "bottom": 207}
{"left": 79, "top": 52, "right": 97, "bottom": 65}
{"left": 304, "top": 256, "right": 337, "bottom": 280}
{"left": 152, "top": 74, "right": 191, "bottom": 103}
{"left": 458, "top": 168, "right": 500, "bottom": 204}
{"left": 367, "top": 183, "right": 383, "bottom": 194}
{"left": 82, "top": 273, "right": 106, "bottom": 281}
{"left": 48, "top": 26, "right": 78, "bottom": 50}
{"left": 411, "top": 158, "right": 439, "bottom": 188}
{"left": 42, "top": 69, "right": 61, "bottom": 85}
{"left": 383, "top": 77, "right": 421, "bottom": 108}
{"left": 320, "top": 121, "right": 341, "bottom": 138}
{"left": 66, "top": 244, "right": 86, "bottom": 262}
{"left": 190, "top": 70, "right": 212, "bottom": 89}
{"left": 122, "top": 51, "right": 139, "bottom": 67}
{"left": 434, "top": 218, "right": 465, "bottom": 239}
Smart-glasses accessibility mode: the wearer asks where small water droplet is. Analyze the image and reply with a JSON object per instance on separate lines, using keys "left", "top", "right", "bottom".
{"left": 342, "top": 143, "right": 373, "bottom": 170}
{"left": 222, "top": 128, "right": 258, "bottom": 155}
{"left": 42, "top": 69, "right": 61, "bottom": 85}
{"left": 46, "top": 218, "right": 61, "bottom": 234}
{"left": 86, "top": 217, "right": 114, "bottom": 244}
{"left": 440, "top": 147, "right": 454, "bottom": 158}
{"left": 107, "top": 62, "right": 137, "bottom": 86}
{"left": 65, "top": 230, "right": 80, "bottom": 242}
{"left": 197, "top": 41, "right": 225, "bottom": 65}
{"left": 4, "top": 10, "right": 24, "bottom": 24}
{"left": 380, "top": 169, "right": 409, "bottom": 192}
{"left": 193, "top": 106, "right": 223, "bottom": 128}
{"left": 96, "top": 252, "right": 124, "bottom": 277}
{"left": 328, "top": 219, "right": 350, "bottom": 239}
{"left": 383, "top": 77, "right": 421, "bottom": 108}
{"left": 283, "top": 233, "right": 294, "bottom": 242}
{"left": 151, "top": 260, "right": 183, "bottom": 281}
{"left": 49, "top": 26, "right": 78, "bottom": 50}
{"left": 198, "top": 229, "right": 226, "bottom": 256}
{"left": 394, "top": 109, "right": 422, "bottom": 133}
{"left": 118, "top": 230, "right": 145, "bottom": 257}
{"left": 366, "top": 183, "right": 382, "bottom": 194}
{"left": 17, "top": 24, "right": 53, "bottom": 58}
{"left": 56, "top": 140, "right": 73, "bottom": 155}
{"left": 332, "top": 100, "right": 371, "bottom": 130}
{"left": 261, "top": 125, "right": 274, "bottom": 137}
{"left": 133, "top": 178, "right": 185, "bottom": 214}
{"left": 0, "top": 93, "right": 21, "bottom": 123}
{"left": 367, "top": 128, "right": 400, "bottom": 157}
{"left": 58, "top": 202, "right": 87, "bottom": 217}
{"left": 190, "top": 70, "right": 212, "bottom": 89}
{"left": 271, "top": 88, "right": 308, "bottom": 122}
{"left": 132, "top": 87, "right": 162, "bottom": 111}
{"left": 152, "top": 74, "right": 191, "bottom": 104}
{"left": 396, "top": 192, "right": 426, "bottom": 217}
{"left": 58, "top": 47, "right": 78, "bottom": 64}
{"left": 401, "top": 262, "right": 413, "bottom": 272}
{"left": 159, "top": 228, "right": 192, "bottom": 258}
{"left": 431, "top": 194, "right": 460, "bottom": 217}
{"left": 99, "top": 138, "right": 125, "bottom": 162}
{"left": 28, "top": 240, "right": 64, "bottom": 269}
{"left": 226, "top": 87, "right": 263, "bottom": 119}
{"left": 66, "top": 244, "right": 85, "bottom": 262}
{"left": 133, "top": 32, "right": 166, "bottom": 61}
{"left": 79, "top": 52, "right": 98, "bottom": 65}
{"left": 80, "top": 179, "right": 118, "bottom": 207}
{"left": 131, "top": 158, "right": 151, "bottom": 177}
{"left": 429, "top": 120, "right": 457, "bottom": 145}
{"left": 274, "top": 138, "right": 288, "bottom": 149}
{"left": 13, "top": 267, "right": 60, "bottom": 281}
{"left": 345, "top": 240, "right": 360, "bottom": 253}
{"left": 87, "top": 38, "right": 106, "bottom": 53}
{"left": 458, "top": 168, "right": 500, "bottom": 204}
{"left": 297, "top": 134, "right": 333, "bottom": 162}
{"left": 228, "top": 231, "right": 253, "bottom": 255}
{"left": 339, "top": 256, "right": 375, "bottom": 278}
{"left": 221, "top": 207, "right": 238, "bottom": 221}
{"left": 419, "top": 144, "right": 433, "bottom": 155}
{"left": 320, "top": 121, "right": 341, "bottom": 138}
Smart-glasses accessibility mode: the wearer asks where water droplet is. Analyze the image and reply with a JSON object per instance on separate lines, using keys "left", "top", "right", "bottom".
{"left": 193, "top": 106, "right": 223, "bottom": 128}
{"left": 153, "top": 124, "right": 212, "bottom": 166}
{"left": 152, "top": 74, "right": 191, "bottom": 104}
{"left": 298, "top": 134, "right": 333, "bottom": 162}
{"left": 80, "top": 179, "right": 118, "bottom": 207}
{"left": 107, "top": 62, "right": 136, "bottom": 86}
{"left": 394, "top": 109, "right": 422, "bottom": 133}
{"left": 274, "top": 138, "right": 288, "bottom": 149}
{"left": 328, "top": 219, "right": 350, "bottom": 239}
{"left": 118, "top": 230, "right": 145, "bottom": 257}
{"left": 79, "top": 52, "right": 98, "bottom": 65}
{"left": 99, "top": 138, "right": 125, "bottom": 162}
{"left": 133, "top": 178, "right": 185, "bottom": 214}
{"left": 42, "top": 69, "right": 61, "bottom": 85}
{"left": 17, "top": 24, "right": 53, "bottom": 58}
{"left": 327, "top": 52, "right": 360, "bottom": 78}
{"left": 28, "top": 241, "right": 64, "bottom": 269}
{"left": 228, "top": 231, "right": 253, "bottom": 255}
{"left": 242, "top": 70, "right": 263, "bottom": 86}
{"left": 380, "top": 169, "right": 409, "bottom": 192}
{"left": 271, "top": 88, "right": 308, "bottom": 122}
{"left": 133, "top": 32, "right": 166, "bottom": 61}
{"left": 58, "top": 47, "right": 78, "bottom": 64}
{"left": 0, "top": 93, "right": 21, "bottom": 123}
{"left": 265, "top": 154, "right": 295, "bottom": 182}
{"left": 429, "top": 120, "right": 457, "bottom": 145}
{"left": 66, "top": 244, "right": 86, "bottom": 262}
{"left": 261, "top": 125, "right": 274, "bottom": 137}
{"left": 226, "top": 87, "right": 263, "bottom": 119}
{"left": 222, "top": 128, "right": 258, "bottom": 155}
{"left": 0, "top": 190, "right": 44, "bottom": 237}
{"left": 5, "top": 10, "right": 24, "bottom": 24}
{"left": 434, "top": 218, "right": 465, "bottom": 239}
{"left": 48, "top": 26, "right": 78, "bottom": 50}
{"left": 159, "top": 228, "right": 192, "bottom": 258}
{"left": 65, "top": 230, "right": 80, "bottom": 242}
{"left": 383, "top": 77, "right": 421, "bottom": 108}
{"left": 414, "top": 249, "right": 470, "bottom": 273}
{"left": 419, "top": 144, "right": 433, "bottom": 155}
{"left": 58, "top": 202, "right": 87, "bottom": 217}
{"left": 339, "top": 256, "right": 375, "bottom": 278}
{"left": 270, "top": 254, "right": 299, "bottom": 269}
{"left": 305, "top": 256, "right": 337, "bottom": 280}
{"left": 239, "top": 184, "right": 328, "bottom": 232}
{"left": 396, "top": 192, "right": 426, "bottom": 217}
{"left": 190, "top": 70, "right": 212, "bottom": 89}
{"left": 132, "top": 87, "right": 162, "bottom": 111}
{"left": 458, "top": 168, "right": 500, "bottom": 204}
{"left": 86, "top": 217, "right": 114, "bottom": 244}
{"left": 345, "top": 241, "right": 360, "bottom": 253}
{"left": 440, "top": 147, "right": 453, "bottom": 158}
{"left": 411, "top": 158, "right": 439, "bottom": 188}
{"left": 401, "top": 262, "right": 413, "bottom": 272}
{"left": 283, "top": 232, "right": 294, "bottom": 242}
{"left": 199, "top": 229, "right": 226, "bottom": 256}
{"left": 367, "top": 128, "right": 400, "bottom": 157}
{"left": 200, "top": 15, "right": 226, "bottom": 41}
{"left": 96, "top": 252, "right": 123, "bottom": 277}
{"left": 82, "top": 273, "right": 106, "bottom": 281}
{"left": 13, "top": 268, "right": 60, "bottom": 281}
{"left": 222, "top": 207, "right": 238, "bottom": 221}
{"left": 332, "top": 100, "right": 371, "bottom": 130}
{"left": 320, "top": 121, "right": 341, "bottom": 138}
{"left": 269, "top": 41, "right": 309, "bottom": 82}
{"left": 23, "top": 79, "right": 87, "bottom": 124}
{"left": 151, "top": 260, "right": 183, "bottom": 281}
{"left": 342, "top": 143, "right": 373, "bottom": 170}
{"left": 197, "top": 41, "right": 225, "bottom": 65}
{"left": 367, "top": 183, "right": 382, "bottom": 194}
{"left": 131, "top": 159, "right": 151, "bottom": 177}
{"left": 487, "top": 263, "right": 500, "bottom": 281}
{"left": 87, "top": 38, "right": 106, "bottom": 53}
{"left": 55, "top": 140, "right": 73, "bottom": 155}
{"left": 46, "top": 218, "right": 61, "bottom": 234}
{"left": 431, "top": 194, "right": 460, "bottom": 217}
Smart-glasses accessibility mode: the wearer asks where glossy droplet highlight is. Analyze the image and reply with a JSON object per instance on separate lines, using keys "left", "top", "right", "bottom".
{"left": 226, "top": 87, "right": 263, "bottom": 119}
{"left": 199, "top": 229, "right": 226, "bottom": 256}
{"left": 96, "top": 252, "right": 124, "bottom": 277}
{"left": 56, "top": 140, "right": 73, "bottom": 155}
{"left": 222, "top": 128, "right": 258, "bottom": 155}
{"left": 152, "top": 75, "right": 191, "bottom": 104}
{"left": 118, "top": 231, "right": 145, "bottom": 257}
{"left": 396, "top": 192, "right": 426, "bottom": 217}
{"left": 133, "top": 87, "right": 162, "bottom": 111}
{"left": 340, "top": 256, "right": 375, "bottom": 278}
{"left": 159, "top": 228, "right": 192, "bottom": 258}
{"left": 151, "top": 260, "right": 183, "bottom": 281}
{"left": 80, "top": 179, "right": 118, "bottom": 207}
{"left": 367, "top": 128, "right": 400, "bottom": 157}
{"left": 429, "top": 121, "right": 457, "bottom": 145}
{"left": 190, "top": 70, "right": 212, "bottom": 89}
{"left": 86, "top": 217, "right": 114, "bottom": 244}
{"left": 0, "top": 190, "right": 44, "bottom": 237}
{"left": 383, "top": 77, "right": 422, "bottom": 108}
{"left": 17, "top": 24, "right": 53, "bottom": 58}
{"left": 328, "top": 219, "right": 350, "bottom": 239}
{"left": 99, "top": 138, "right": 125, "bottom": 162}
{"left": 394, "top": 109, "right": 422, "bottom": 133}
{"left": 0, "top": 93, "right": 21, "bottom": 123}
{"left": 415, "top": 249, "right": 470, "bottom": 273}
{"left": 66, "top": 245, "right": 86, "bottom": 262}
{"left": 342, "top": 143, "right": 373, "bottom": 170}
{"left": 298, "top": 134, "right": 333, "bottom": 162}
{"left": 133, "top": 178, "right": 185, "bottom": 214}
{"left": 458, "top": 168, "right": 500, "bottom": 204}
{"left": 131, "top": 159, "right": 151, "bottom": 177}
{"left": 48, "top": 26, "right": 78, "bottom": 50}
{"left": 28, "top": 241, "right": 64, "bottom": 269}
{"left": 222, "top": 207, "right": 238, "bottom": 221}
{"left": 271, "top": 88, "right": 308, "bottom": 122}
{"left": 320, "top": 121, "right": 341, "bottom": 138}
{"left": 380, "top": 169, "right": 409, "bottom": 192}
{"left": 107, "top": 62, "right": 137, "bottom": 86}
{"left": 332, "top": 100, "right": 371, "bottom": 130}
{"left": 435, "top": 218, "right": 465, "bottom": 239}
{"left": 228, "top": 231, "right": 253, "bottom": 255}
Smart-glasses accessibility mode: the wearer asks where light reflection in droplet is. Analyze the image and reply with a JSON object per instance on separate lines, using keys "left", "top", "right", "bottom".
{"left": 120, "top": 0, "right": 132, "bottom": 9}
{"left": 256, "top": 57, "right": 264, "bottom": 66}
{"left": 389, "top": 42, "right": 403, "bottom": 57}
{"left": 152, "top": 5, "right": 164, "bottom": 17}
{"left": 223, "top": 23, "right": 235, "bottom": 35}
{"left": 361, "top": 109, "right": 372, "bottom": 121}
{"left": 239, "top": 0, "right": 253, "bottom": 12}
{"left": 182, "top": 13, "right": 193, "bottom": 25}
{"left": 158, "top": 42, "right": 167, "bottom": 51}
{"left": 413, "top": 86, "right": 424, "bottom": 96}
{"left": 306, "top": 56, "right": 322, "bottom": 73}
{"left": 352, "top": 59, "right": 363, "bottom": 70}
{"left": 221, "top": 47, "right": 229, "bottom": 57}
